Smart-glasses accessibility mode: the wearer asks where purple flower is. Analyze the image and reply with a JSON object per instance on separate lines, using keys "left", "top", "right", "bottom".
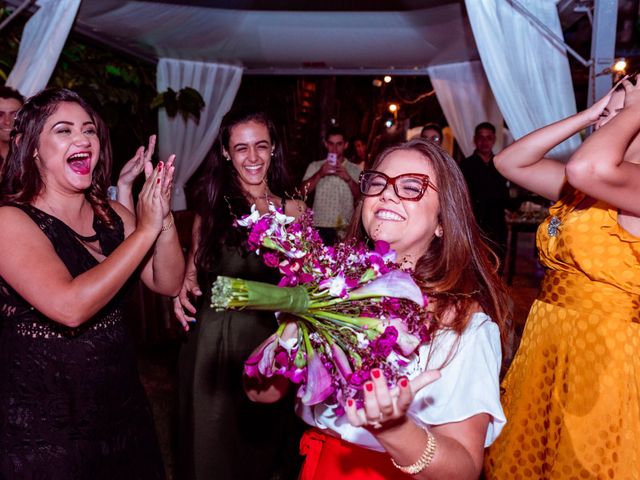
{"left": 298, "top": 353, "right": 334, "bottom": 405}
{"left": 370, "top": 326, "right": 398, "bottom": 357}
{"left": 244, "top": 333, "right": 278, "bottom": 379}
{"left": 331, "top": 343, "right": 353, "bottom": 381}
{"left": 263, "top": 252, "right": 280, "bottom": 268}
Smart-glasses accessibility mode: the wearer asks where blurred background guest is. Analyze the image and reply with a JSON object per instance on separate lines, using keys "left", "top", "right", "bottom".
{"left": 460, "top": 122, "right": 510, "bottom": 270}
{"left": 0, "top": 86, "right": 24, "bottom": 163}
{"left": 301, "top": 126, "right": 361, "bottom": 245}
{"left": 420, "top": 122, "right": 443, "bottom": 146}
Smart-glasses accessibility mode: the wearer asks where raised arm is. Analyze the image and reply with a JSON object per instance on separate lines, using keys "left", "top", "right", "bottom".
{"left": 494, "top": 93, "right": 613, "bottom": 201}
{"left": 566, "top": 78, "right": 640, "bottom": 215}
{"left": 116, "top": 135, "right": 156, "bottom": 213}
{"left": 0, "top": 165, "right": 168, "bottom": 328}
{"left": 133, "top": 154, "right": 184, "bottom": 296}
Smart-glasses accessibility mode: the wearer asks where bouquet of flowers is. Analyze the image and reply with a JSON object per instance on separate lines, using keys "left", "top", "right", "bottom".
{"left": 210, "top": 204, "right": 434, "bottom": 412}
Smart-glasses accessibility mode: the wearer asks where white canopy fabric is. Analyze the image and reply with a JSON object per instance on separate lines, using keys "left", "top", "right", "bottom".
{"left": 466, "top": 0, "right": 581, "bottom": 160}
{"left": 427, "top": 60, "right": 504, "bottom": 157}
{"left": 66, "top": 1, "right": 479, "bottom": 74}
{"left": 7, "top": 0, "right": 81, "bottom": 97}
{"left": 157, "top": 59, "right": 242, "bottom": 211}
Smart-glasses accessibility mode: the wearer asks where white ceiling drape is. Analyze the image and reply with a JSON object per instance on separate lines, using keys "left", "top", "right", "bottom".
{"left": 157, "top": 59, "right": 243, "bottom": 211}
{"left": 7, "top": 0, "right": 81, "bottom": 97}
{"left": 465, "top": 0, "right": 580, "bottom": 160}
{"left": 427, "top": 60, "right": 505, "bottom": 157}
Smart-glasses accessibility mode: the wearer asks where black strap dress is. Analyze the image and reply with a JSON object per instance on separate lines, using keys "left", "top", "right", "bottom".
{"left": 177, "top": 205, "right": 303, "bottom": 480}
{"left": 0, "top": 204, "right": 164, "bottom": 479}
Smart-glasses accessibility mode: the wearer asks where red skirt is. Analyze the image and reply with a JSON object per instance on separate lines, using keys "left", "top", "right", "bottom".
{"left": 299, "top": 428, "right": 414, "bottom": 480}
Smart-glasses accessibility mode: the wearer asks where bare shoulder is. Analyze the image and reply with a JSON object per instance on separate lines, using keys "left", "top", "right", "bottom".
{"left": 0, "top": 205, "right": 57, "bottom": 260}
{"left": 0, "top": 204, "right": 41, "bottom": 233}
{"left": 285, "top": 199, "right": 307, "bottom": 220}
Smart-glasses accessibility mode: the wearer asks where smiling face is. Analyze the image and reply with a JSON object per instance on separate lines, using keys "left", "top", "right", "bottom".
{"left": 595, "top": 89, "right": 625, "bottom": 130}
{"left": 0, "top": 97, "right": 22, "bottom": 145}
{"left": 226, "top": 120, "right": 273, "bottom": 191}
{"left": 36, "top": 101, "right": 100, "bottom": 192}
{"left": 361, "top": 149, "right": 441, "bottom": 266}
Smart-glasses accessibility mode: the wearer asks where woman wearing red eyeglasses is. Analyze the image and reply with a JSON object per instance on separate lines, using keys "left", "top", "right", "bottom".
{"left": 485, "top": 78, "right": 640, "bottom": 479}
{"left": 246, "top": 138, "right": 511, "bottom": 479}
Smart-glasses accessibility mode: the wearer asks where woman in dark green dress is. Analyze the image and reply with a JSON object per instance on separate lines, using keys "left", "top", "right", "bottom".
{"left": 173, "top": 107, "right": 306, "bottom": 479}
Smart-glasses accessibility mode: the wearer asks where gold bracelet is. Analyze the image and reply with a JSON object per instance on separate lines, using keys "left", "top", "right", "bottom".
{"left": 390, "top": 426, "right": 437, "bottom": 475}
{"left": 161, "top": 212, "right": 174, "bottom": 232}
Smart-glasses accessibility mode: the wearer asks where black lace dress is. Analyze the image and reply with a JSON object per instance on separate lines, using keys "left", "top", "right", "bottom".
{"left": 0, "top": 204, "right": 164, "bottom": 479}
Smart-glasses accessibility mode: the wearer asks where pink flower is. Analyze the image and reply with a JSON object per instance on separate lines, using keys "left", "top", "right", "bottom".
{"left": 298, "top": 353, "right": 334, "bottom": 405}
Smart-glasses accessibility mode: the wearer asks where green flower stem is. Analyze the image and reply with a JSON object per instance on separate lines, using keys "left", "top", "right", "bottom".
{"left": 312, "top": 310, "right": 382, "bottom": 331}
{"left": 299, "top": 321, "right": 314, "bottom": 358}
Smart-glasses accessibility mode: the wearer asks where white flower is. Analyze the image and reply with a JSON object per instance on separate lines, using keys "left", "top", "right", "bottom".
{"left": 236, "top": 204, "right": 261, "bottom": 227}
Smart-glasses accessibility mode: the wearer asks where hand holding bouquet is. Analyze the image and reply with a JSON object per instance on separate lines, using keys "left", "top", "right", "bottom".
{"left": 210, "top": 205, "right": 434, "bottom": 412}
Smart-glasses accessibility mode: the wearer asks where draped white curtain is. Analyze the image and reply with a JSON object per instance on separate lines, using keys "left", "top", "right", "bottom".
{"left": 465, "top": 0, "right": 580, "bottom": 160}
{"left": 6, "top": 0, "right": 81, "bottom": 97}
{"left": 157, "top": 59, "right": 243, "bottom": 210}
{"left": 427, "top": 60, "right": 505, "bottom": 157}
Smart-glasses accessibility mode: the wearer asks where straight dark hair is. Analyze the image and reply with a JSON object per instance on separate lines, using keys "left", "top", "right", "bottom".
{"left": 193, "top": 106, "right": 292, "bottom": 277}
{"left": 0, "top": 88, "right": 114, "bottom": 227}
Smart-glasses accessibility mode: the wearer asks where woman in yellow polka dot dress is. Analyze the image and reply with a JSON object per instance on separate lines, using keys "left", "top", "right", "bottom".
{"left": 484, "top": 77, "right": 640, "bottom": 479}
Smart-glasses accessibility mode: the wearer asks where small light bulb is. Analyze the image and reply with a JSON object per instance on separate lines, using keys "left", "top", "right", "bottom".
{"left": 613, "top": 59, "right": 627, "bottom": 73}
{"left": 388, "top": 103, "right": 398, "bottom": 113}
{"left": 385, "top": 120, "right": 393, "bottom": 128}
{"left": 383, "top": 75, "right": 392, "bottom": 83}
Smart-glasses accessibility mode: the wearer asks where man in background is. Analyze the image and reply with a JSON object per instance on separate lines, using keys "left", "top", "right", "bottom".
{"left": 460, "top": 122, "right": 510, "bottom": 268}
{"left": 301, "top": 127, "right": 361, "bottom": 245}
{"left": 0, "top": 86, "right": 24, "bottom": 162}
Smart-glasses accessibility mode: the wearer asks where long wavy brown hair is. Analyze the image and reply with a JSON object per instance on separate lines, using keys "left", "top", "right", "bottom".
{"left": 347, "top": 138, "right": 511, "bottom": 352}
{"left": 0, "top": 88, "right": 114, "bottom": 228}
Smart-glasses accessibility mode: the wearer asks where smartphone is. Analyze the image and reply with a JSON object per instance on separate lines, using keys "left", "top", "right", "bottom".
{"left": 327, "top": 153, "right": 338, "bottom": 167}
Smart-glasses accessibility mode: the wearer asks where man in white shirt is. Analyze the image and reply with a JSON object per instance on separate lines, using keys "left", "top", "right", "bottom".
{"left": 301, "top": 127, "right": 361, "bottom": 245}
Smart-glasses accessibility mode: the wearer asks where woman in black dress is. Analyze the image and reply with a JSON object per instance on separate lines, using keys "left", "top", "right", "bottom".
{"left": 172, "top": 107, "right": 306, "bottom": 479}
{"left": 0, "top": 88, "right": 184, "bottom": 478}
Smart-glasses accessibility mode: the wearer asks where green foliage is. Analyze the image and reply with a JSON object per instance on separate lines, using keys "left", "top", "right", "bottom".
{"left": 0, "top": 7, "right": 22, "bottom": 82}
{"left": 151, "top": 86, "right": 205, "bottom": 122}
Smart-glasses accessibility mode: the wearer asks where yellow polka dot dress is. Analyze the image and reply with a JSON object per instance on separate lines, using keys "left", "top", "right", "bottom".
{"left": 485, "top": 189, "right": 640, "bottom": 479}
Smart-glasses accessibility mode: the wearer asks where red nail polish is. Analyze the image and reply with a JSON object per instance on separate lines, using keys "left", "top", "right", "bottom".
{"left": 365, "top": 382, "right": 374, "bottom": 392}
{"left": 347, "top": 399, "right": 354, "bottom": 407}
{"left": 371, "top": 369, "right": 381, "bottom": 379}
{"left": 158, "top": 162, "right": 163, "bottom": 171}
{"left": 399, "top": 378, "right": 408, "bottom": 388}
{"left": 156, "top": 178, "right": 161, "bottom": 184}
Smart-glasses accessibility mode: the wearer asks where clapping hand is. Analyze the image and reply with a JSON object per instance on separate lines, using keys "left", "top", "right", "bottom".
{"left": 118, "top": 135, "right": 156, "bottom": 188}
{"left": 136, "top": 155, "right": 176, "bottom": 235}
{"left": 345, "top": 368, "right": 441, "bottom": 431}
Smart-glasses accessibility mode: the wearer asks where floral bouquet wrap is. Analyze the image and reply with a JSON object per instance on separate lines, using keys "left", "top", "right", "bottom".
{"left": 210, "top": 204, "right": 434, "bottom": 413}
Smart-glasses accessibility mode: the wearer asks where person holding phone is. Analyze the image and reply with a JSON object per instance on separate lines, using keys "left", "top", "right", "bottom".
{"left": 301, "top": 127, "right": 361, "bottom": 245}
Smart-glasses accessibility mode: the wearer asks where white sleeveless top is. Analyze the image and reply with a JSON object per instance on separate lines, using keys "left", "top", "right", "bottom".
{"left": 296, "top": 312, "right": 506, "bottom": 452}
